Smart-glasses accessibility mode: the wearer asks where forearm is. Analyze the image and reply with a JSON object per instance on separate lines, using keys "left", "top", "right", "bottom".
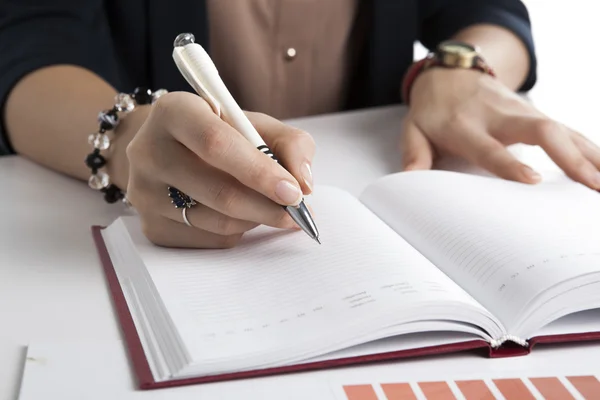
{"left": 452, "top": 23, "right": 530, "bottom": 91}
{"left": 4, "top": 65, "right": 146, "bottom": 188}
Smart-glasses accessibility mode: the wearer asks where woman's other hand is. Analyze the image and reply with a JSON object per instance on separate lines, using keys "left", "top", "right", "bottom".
{"left": 400, "top": 68, "right": 600, "bottom": 190}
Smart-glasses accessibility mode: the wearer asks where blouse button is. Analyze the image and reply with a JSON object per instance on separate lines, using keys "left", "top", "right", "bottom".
{"left": 285, "top": 48, "right": 297, "bottom": 61}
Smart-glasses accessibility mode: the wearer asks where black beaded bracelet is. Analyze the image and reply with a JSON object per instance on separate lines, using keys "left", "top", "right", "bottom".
{"left": 85, "top": 87, "right": 167, "bottom": 204}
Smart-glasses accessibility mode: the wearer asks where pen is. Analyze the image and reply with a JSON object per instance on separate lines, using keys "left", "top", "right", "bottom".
{"left": 172, "top": 33, "right": 321, "bottom": 244}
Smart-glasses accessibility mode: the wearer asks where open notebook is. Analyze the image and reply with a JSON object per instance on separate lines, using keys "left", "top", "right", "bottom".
{"left": 92, "top": 170, "right": 600, "bottom": 389}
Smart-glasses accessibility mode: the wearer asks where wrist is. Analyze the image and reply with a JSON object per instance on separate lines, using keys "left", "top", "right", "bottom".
{"left": 402, "top": 40, "right": 495, "bottom": 105}
{"left": 85, "top": 87, "right": 166, "bottom": 204}
{"left": 409, "top": 67, "right": 490, "bottom": 106}
{"left": 105, "top": 105, "right": 151, "bottom": 190}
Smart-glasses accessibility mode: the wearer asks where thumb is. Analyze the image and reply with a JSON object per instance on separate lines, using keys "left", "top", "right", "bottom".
{"left": 401, "top": 119, "right": 434, "bottom": 171}
{"left": 247, "top": 111, "right": 316, "bottom": 195}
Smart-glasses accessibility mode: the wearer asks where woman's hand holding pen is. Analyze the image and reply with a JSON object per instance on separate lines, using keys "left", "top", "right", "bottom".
{"left": 123, "top": 92, "right": 315, "bottom": 248}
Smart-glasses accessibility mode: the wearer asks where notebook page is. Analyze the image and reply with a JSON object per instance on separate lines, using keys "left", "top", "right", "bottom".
{"left": 360, "top": 170, "right": 600, "bottom": 334}
{"left": 120, "top": 186, "right": 497, "bottom": 372}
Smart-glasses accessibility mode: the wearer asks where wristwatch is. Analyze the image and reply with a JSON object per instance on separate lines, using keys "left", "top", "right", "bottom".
{"left": 401, "top": 40, "right": 496, "bottom": 104}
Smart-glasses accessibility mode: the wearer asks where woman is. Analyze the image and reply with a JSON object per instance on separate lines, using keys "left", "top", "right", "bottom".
{"left": 1, "top": 0, "right": 599, "bottom": 248}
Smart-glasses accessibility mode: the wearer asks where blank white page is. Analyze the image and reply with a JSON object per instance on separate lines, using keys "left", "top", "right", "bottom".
{"left": 118, "top": 186, "right": 494, "bottom": 372}
{"left": 360, "top": 170, "right": 600, "bottom": 331}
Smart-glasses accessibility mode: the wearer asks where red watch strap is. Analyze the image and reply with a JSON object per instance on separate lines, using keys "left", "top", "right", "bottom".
{"left": 401, "top": 55, "right": 496, "bottom": 105}
{"left": 401, "top": 56, "right": 437, "bottom": 105}
{"left": 474, "top": 56, "right": 496, "bottom": 77}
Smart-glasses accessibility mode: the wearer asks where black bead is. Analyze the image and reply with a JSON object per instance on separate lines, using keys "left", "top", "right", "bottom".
{"left": 98, "top": 111, "right": 119, "bottom": 131}
{"left": 133, "top": 87, "right": 153, "bottom": 105}
{"left": 100, "top": 120, "right": 113, "bottom": 131}
{"left": 85, "top": 152, "right": 106, "bottom": 169}
{"left": 103, "top": 184, "right": 124, "bottom": 204}
{"left": 108, "top": 108, "right": 119, "bottom": 118}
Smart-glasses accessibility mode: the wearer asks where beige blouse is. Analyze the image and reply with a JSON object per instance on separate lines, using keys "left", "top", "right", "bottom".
{"left": 206, "top": 0, "right": 359, "bottom": 120}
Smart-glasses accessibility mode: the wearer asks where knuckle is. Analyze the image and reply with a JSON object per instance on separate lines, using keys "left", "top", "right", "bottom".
{"left": 216, "top": 234, "right": 243, "bottom": 249}
{"left": 246, "top": 158, "right": 272, "bottom": 183}
{"left": 446, "top": 111, "right": 469, "bottom": 132}
{"left": 571, "top": 154, "right": 589, "bottom": 171}
{"left": 199, "top": 123, "right": 232, "bottom": 158}
{"left": 485, "top": 141, "right": 505, "bottom": 155}
{"left": 290, "top": 128, "right": 315, "bottom": 147}
{"left": 273, "top": 210, "right": 292, "bottom": 228}
{"left": 140, "top": 219, "right": 164, "bottom": 246}
{"left": 125, "top": 137, "right": 144, "bottom": 164}
{"left": 215, "top": 216, "right": 239, "bottom": 235}
{"left": 125, "top": 137, "right": 165, "bottom": 179}
{"left": 531, "top": 118, "right": 556, "bottom": 140}
{"left": 150, "top": 92, "right": 178, "bottom": 119}
{"left": 248, "top": 111, "right": 269, "bottom": 121}
{"left": 474, "top": 142, "right": 504, "bottom": 165}
{"left": 210, "top": 182, "right": 240, "bottom": 214}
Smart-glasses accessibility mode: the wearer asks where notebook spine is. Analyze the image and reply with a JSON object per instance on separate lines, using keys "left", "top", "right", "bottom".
{"left": 490, "top": 334, "right": 529, "bottom": 349}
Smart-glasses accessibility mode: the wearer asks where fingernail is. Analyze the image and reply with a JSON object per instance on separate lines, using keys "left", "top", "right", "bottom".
{"left": 523, "top": 165, "right": 542, "bottom": 182}
{"left": 275, "top": 180, "right": 302, "bottom": 205}
{"left": 301, "top": 162, "right": 313, "bottom": 192}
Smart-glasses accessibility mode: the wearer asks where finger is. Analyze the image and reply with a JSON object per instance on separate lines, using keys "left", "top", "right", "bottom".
{"left": 571, "top": 130, "right": 600, "bottom": 170}
{"left": 152, "top": 92, "right": 303, "bottom": 206}
{"left": 165, "top": 201, "right": 260, "bottom": 236}
{"left": 454, "top": 125, "right": 542, "bottom": 184}
{"left": 140, "top": 214, "right": 243, "bottom": 249}
{"left": 504, "top": 117, "right": 600, "bottom": 189}
{"left": 129, "top": 144, "right": 298, "bottom": 229}
{"left": 247, "top": 112, "right": 316, "bottom": 195}
{"left": 400, "top": 118, "right": 434, "bottom": 171}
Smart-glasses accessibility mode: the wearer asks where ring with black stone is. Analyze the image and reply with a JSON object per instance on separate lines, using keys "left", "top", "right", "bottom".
{"left": 167, "top": 187, "right": 197, "bottom": 227}
{"left": 167, "top": 187, "right": 197, "bottom": 208}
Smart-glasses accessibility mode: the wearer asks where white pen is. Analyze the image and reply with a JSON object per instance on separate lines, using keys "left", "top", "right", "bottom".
{"left": 172, "top": 33, "right": 320, "bottom": 244}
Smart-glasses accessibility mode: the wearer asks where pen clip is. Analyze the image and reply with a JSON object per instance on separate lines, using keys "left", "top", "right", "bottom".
{"left": 172, "top": 46, "right": 222, "bottom": 118}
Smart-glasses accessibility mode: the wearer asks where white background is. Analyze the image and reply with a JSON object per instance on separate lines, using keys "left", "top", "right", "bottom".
{"left": 2, "top": 1, "right": 600, "bottom": 399}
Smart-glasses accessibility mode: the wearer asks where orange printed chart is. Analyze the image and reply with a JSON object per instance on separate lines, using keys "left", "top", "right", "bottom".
{"left": 340, "top": 375, "right": 600, "bottom": 399}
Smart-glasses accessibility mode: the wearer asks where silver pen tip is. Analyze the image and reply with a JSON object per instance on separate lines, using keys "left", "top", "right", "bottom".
{"left": 315, "top": 237, "right": 321, "bottom": 245}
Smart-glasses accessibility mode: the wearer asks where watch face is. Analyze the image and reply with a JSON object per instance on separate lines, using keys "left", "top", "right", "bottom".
{"left": 439, "top": 40, "right": 477, "bottom": 55}
{"left": 436, "top": 40, "right": 478, "bottom": 68}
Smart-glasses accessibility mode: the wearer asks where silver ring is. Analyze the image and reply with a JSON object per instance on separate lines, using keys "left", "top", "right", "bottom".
{"left": 182, "top": 207, "right": 193, "bottom": 227}
{"left": 168, "top": 186, "right": 197, "bottom": 227}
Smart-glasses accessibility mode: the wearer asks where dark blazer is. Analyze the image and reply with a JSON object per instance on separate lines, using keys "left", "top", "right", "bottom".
{"left": 0, "top": 0, "right": 537, "bottom": 156}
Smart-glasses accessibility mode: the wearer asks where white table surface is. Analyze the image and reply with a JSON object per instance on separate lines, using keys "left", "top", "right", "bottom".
{"left": 3, "top": 105, "right": 600, "bottom": 400}
{"left": 2, "top": 1, "right": 600, "bottom": 398}
{"left": 16, "top": 339, "right": 600, "bottom": 400}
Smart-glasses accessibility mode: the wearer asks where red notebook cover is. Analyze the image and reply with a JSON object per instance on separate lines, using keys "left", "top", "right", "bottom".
{"left": 91, "top": 225, "right": 600, "bottom": 390}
